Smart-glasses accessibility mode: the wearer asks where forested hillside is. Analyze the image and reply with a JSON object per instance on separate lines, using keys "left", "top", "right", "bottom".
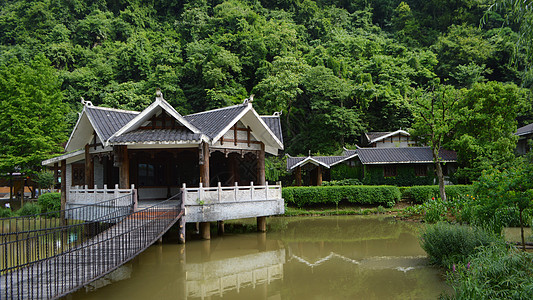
{"left": 0, "top": 0, "right": 531, "bottom": 181}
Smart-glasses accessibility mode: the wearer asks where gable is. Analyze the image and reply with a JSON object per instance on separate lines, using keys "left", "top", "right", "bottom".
{"left": 108, "top": 97, "right": 203, "bottom": 144}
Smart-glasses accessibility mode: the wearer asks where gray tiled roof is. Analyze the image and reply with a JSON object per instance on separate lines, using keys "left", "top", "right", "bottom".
{"left": 85, "top": 106, "right": 139, "bottom": 141}
{"left": 314, "top": 156, "right": 347, "bottom": 166}
{"left": 261, "top": 116, "right": 283, "bottom": 143}
{"left": 287, "top": 156, "right": 306, "bottom": 170}
{"left": 343, "top": 149, "right": 357, "bottom": 156}
{"left": 357, "top": 147, "right": 457, "bottom": 164}
{"left": 286, "top": 155, "right": 351, "bottom": 170}
{"left": 516, "top": 123, "right": 533, "bottom": 136}
{"left": 184, "top": 105, "right": 248, "bottom": 139}
{"left": 366, "top": 132, "right": 391, "bottom": 143}
{"left": 109, "top": 129, "right": 202, "bottom": 143}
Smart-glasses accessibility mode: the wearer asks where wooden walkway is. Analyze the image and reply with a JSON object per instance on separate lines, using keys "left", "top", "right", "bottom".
{"left": 1, "top": 204, "right": 183, "bottom": 300}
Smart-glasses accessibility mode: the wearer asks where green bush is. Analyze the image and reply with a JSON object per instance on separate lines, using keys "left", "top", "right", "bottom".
{"left": 322, "top": 178, "right": 362, "bottom": 186}
{"left": 446, "top": 245, "right": 533, "bottom": 299}
{"left": 0, "top": 207, "right": 14, "bottom": 218}
{"left": 403, "top": 185, "right": 474, "bottom": 203}
{"left": 38, "top": 192, "right": 61, "bottom": 214}
{"left": 16, "top": 203, "right": 42, "bottom": 216}
{"left": 362, "top": 165, "right": 434, "bottom": 186}
{"left": 330, "top": 164, "right": 362, "bottom": 181}
{"left": 420, "top": 222, "right": 503, "bottom": 266}
{"left": 282, "top": 185, "right": 401, "bottom": 208}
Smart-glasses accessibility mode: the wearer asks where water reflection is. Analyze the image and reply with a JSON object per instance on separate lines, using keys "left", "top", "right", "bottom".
{"left": 69, "top": 216, "right": 450, "bottom": 300}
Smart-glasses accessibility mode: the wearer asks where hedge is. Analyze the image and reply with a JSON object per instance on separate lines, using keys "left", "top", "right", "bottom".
{"left": 403, "top": 185, "right": 474, "bottom": 203}
{"left": 282, "top": 186, "right": 401, "bottom": 208}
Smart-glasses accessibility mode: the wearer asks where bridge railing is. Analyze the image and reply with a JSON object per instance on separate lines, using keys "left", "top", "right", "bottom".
{"left": 1, "top": 192, "right": 183, "bottom": 300}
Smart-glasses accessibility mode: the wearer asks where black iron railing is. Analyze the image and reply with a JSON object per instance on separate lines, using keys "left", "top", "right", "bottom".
{"left": 0, "top": 192, "right": 183, "bottom": 300}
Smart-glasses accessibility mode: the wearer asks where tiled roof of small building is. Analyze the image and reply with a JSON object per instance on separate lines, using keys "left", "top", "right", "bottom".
{"left": 287, "top": 156, "right": 306, "bottom": 170}
{"left": 184, "top": 105, "right": 248, "bottom": 140}
{"left": 357, "top": 147, "right": 457, "bottom": 164}
{"left": 286, "top": 154, "right": 356, "bottom": 170}
{"left": 85, "top": 106, "right": 139, "bottom": 141}
{"left": 366, "top": 132, "right": 391, "bottom": 142}
{"left": 261, "top": 116, "right": 283, "bottom": 143}
{"left": 516, "top": 123, "right": 533, "bottom": 137}
{"left": 109, "top": 129, "right": 202, "bottom": 143}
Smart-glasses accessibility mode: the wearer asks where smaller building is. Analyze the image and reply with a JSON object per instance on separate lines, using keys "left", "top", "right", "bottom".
{"left": 515, "top": 123, "right": 533, "bottom": 155}
{"left": 287, "top": 147, "right": 457, "bottom": 186}
{"left": 361, "top": 130, "right": 415, "bottom": 148}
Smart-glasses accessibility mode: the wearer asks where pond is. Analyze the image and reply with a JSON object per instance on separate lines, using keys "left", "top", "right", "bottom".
{"left": 69, "top": 216, "right": 451, "bottom": 299}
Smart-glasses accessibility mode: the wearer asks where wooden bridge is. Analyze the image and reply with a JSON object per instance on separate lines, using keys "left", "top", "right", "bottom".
{"left": 0, "top": 192, "right": 184, "bottom": 300}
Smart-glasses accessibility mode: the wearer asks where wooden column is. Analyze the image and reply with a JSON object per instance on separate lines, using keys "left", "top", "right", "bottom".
{"left": 295, "top": 166, "right": 302, "bottom": 186}
{"left": 199, "top": 142, "right": 210, "bottom": 187}
{"left": 257, "top": 143, "right": 266, "bottom": 185}
{"left": 316, "top": 165, "right": 323, "bottom": 186}
{"left": 53, "top": 163, "right": 58, "bottom": 191}
{"left": 60, "top": 160, "right": 67, "bottom": 224}
{"left": 115, "top": 146, "right": 129, "bottom": 189}
{"left": 84, "top": 144, "right": 94, "bottom": 189}
{"left": 257, "top": 216, "right": 267, "bottom": 232}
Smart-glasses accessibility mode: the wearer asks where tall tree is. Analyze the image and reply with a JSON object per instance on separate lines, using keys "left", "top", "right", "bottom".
{"left": 411, "top": 85, "right": 459, "bottom": 201}
{"left": 0, "top": 54, "right": 68, "bottom": 174}
{"left": 451, "top": 81, "right": 529, "bottom": 182}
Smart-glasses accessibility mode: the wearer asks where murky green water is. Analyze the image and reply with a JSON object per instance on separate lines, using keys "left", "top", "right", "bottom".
{"left": 69, "top": 216, "right": 451, "bottom": 299}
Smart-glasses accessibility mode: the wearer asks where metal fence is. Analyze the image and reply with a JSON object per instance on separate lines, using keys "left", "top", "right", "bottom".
{"left": 0, "top": 192, "right": 183, "bottom": 299}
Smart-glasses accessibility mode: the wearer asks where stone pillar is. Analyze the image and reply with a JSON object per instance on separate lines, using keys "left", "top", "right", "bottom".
{"left": 257, "top": 216, "right": 266, "bottom": 232}
{"left": 85, "top": 144, "right": 94, "bottom": 188}
{"left": 316, "top": 165, "right": 323, "bottom": 186}
{"left": 257, "top": 143, "right": 266, "bottom": 185}
{"left": 199, "top": 142, "right": 210, "bottom": 187}
{"left": 200, "top": 221, "right": 211, "bottom": 240}
{"left": 178, "top": 191, "right": 186, "bottom": 244}
{"left": 295, "top": 166, "right": 302, "bottom": 186}
{"left": 114, "top": 146, "right": 129, "bottom": 189}
{"left": 217, "top": 220, "right": 225, "bottom": 235}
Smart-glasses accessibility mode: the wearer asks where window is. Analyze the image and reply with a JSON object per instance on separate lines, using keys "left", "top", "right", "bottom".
{"left": 138, "top": 163, "right": 155, "bottom": 186}
{"left": 72, "top": 163, "right": 85, "bottom": 186}
{"left": 383, "top": 165, "right": 397, "bottom": 177}
{"left": 415, "top": 165, "right": 427, "bottom": 177}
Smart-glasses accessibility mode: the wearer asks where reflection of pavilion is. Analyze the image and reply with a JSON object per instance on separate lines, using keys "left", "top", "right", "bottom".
{"left": 182, "top": 235, "right": 285, "bottom": 299}
{"left": 185, "top": 249, "right": 284, "bottom": 299}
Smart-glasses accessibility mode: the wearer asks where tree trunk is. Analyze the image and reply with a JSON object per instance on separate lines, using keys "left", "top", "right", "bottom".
{"left": 520, "top": 208, "right": 526, "bottom": 251}
{"left": 433, "top": 149, "right": 447, "bottom": 201}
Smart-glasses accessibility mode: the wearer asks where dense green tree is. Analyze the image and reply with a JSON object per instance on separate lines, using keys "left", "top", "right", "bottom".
{"left": 0, "top": 0, "right": 530, "bottom": 164}
{"left": 0, "top": 55, "right": 68, "bottom": 174}
{"left": 451, "top": 81, "right": 530, "bottom": 182}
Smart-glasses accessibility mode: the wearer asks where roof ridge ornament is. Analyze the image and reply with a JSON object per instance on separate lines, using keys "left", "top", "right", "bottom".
{"left": 242, "top": 94, "right": 254, "bottom": 105}
{"left": 80, "top": 97, "right": 93, "bottom": 107}
{"left": 155, "top": 88, "right": 164, "bottom": 101}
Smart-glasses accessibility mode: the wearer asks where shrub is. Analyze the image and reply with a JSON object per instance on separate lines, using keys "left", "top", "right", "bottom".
{"left": 16, "top": 203, "right": 42, "bottom": 216}
{"left": 0, "top": 207, "right": 13, "bottom": 218}
{"left": 282, "top": 186, "right": 401, "bottom": 208}
{"left": 446, "top": 246, "right": 533, "bottom": 299}
{"left": 321, "top": 178, "right": 362, "bottom": 186}
{"left": 38, "top": 192, "right": 61, "bottom": 214}
{"left": 404, "top": 185, "right": 474, "bottom": 203}
{"left": 420, "top": 222, "right": 503, "bottom": 266}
